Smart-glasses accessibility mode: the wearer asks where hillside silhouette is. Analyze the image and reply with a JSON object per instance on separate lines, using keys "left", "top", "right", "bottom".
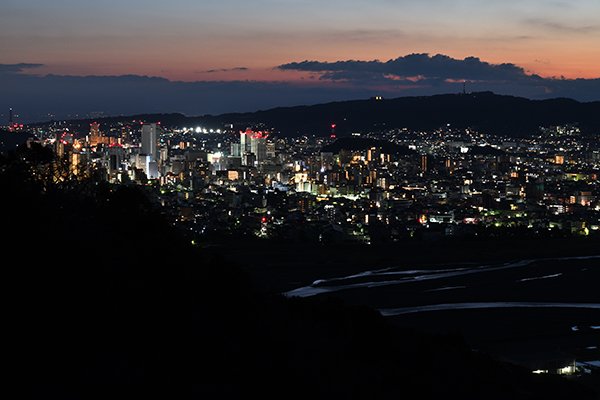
{"left": 37, "top": 92, "right": 600, "bottom": 137}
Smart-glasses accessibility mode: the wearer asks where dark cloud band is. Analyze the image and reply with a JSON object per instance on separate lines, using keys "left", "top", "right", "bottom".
{"left": 0, "top": 63, "right": 44, "bottom": 73}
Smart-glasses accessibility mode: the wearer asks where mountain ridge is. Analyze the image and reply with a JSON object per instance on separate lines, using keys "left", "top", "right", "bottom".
{"left": 31, "top": 92, "right": 600, "bottom": 137}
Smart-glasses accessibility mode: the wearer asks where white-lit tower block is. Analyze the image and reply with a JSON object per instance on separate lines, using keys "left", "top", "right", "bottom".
{"left": 140, "top": 123, "right": 162, "bottom": 178}
{"left": 240, "top": 129, "right": 252, "bottom": 154}
{"left": 141, "top": 123, "right": 160, "bottom": 161}
{"left": 251, "top": 136, "right": 267, "bottom": 164}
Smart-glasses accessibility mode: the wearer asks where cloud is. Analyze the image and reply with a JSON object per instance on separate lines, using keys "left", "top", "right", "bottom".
{"left": 201, "top": 67, "right": 249, "bottom": 73}
{"left": 0, "top": 63, "right": 44, "bottom": 73}
{"left": 277, "top": 53, "right": 600, "bottom": 101}
{"left": 279, "top": 54, "right": 536, "bottom": 83}
{"left": 323, "top": 28, "right": 406, "bottom": 42}
{"left": 525, "top": 18, "right": 600, "bottom": 34}
{"left": 278, "top": 53, "right": 600, "bottom": 96}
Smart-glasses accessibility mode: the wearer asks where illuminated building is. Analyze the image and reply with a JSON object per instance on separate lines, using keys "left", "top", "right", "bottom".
{"left": 240, "top": 128, "right": 269, "bottom": 165}
{"left": 368, "top": 170, "right": 377, "bottom": 185}
{"left": 227, "top": 170, "right": 240, "bottom": 180}
{"left": 266, "top": 142, "right": 276, "bottom": 159}
{"left": 420, "top": 154, "right": 428, "bottom": 173}
{"left": 132, "top": 153, "right": 157, "bottom": 179}
{"left": 141, "top": 123, "right": 161, "bottom": 161}
{"left": 108, "top": 145, "right": 125, "bottom": 173}
{"left": 445, "top": 158, "right": 454, "bottom": 173}
{"left": 240, "top": 129, "right": 252, "bottom": 154}
{"left": 70, "top": 152, "right": 91, "bottom": 178}
{"left": 89, "top": 122, "right": 111, "bottom": 146}
{"left": 367, "top": 147, "right": 381, "bottom": 163}
{"left": 576, "top": 191, "right": 594, "bottom": 206}
{"left": 251, "top": 135, "right": 267, "bottom": 163}
{"left": 148, "top": 161, "right": 159, "bottom": 179}
{"left": 242, "top": 152, "right": 256, "bottom": 167}
{"left": 71, "top": 153, "right": 81, "bottom": 175}
{"left": 231, "top": 143, "right": 241, "bottom": 157}
{"left": 89, "top": 122, "right": 100, "bottom": 146}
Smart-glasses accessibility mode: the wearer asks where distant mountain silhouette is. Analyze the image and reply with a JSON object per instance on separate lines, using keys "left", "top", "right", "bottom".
{"left": 206, "top": 92, "right": 600, "bottom": 137}
{"left": 34, "top": 92, "right": 600, "bottom": 137}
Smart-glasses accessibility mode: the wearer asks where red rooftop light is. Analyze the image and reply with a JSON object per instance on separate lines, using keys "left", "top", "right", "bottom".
{"left": 241, "top": 128, "right": 269, "bottom": 139}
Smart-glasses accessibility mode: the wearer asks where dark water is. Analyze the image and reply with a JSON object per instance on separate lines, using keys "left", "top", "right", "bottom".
{"left": 285, "top": 255, "right": 600, "bottom": 370}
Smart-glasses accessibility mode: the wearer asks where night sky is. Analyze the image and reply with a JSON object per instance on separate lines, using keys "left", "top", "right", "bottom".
{"left": 1, "top": 0, "right": 599, "bottom": 121}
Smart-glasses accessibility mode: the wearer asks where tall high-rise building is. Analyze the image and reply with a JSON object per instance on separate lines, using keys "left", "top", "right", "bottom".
{"left": 89, "top": 122, "right": 102, "bottom": 146}
{"left": 367, "top": 147, "right": 381, "bottom": 163}
{"left": 9, "top": 108, "right": 13, "bottom": 124}
{"left": 240, "top": 129, "right": 252, "bottom": 154}
{"left": 445, "top": 157, "right": 454, "bottom": 174}
{"left": 141, "top": 123, "right": 160, "bottom": 160}
{"left": 266, "top": 142, "right": 276, "bottom": 159}
{"left": 231, "top": 143, "right": 241, "bottom": 157}
{"left": 108, "top": 146, "right": 125, "bottom": 172}
{"left": 420, "top": 154, "right": 428, "bottom": 173}
{"left": 251, "top": 136, "right": 267, "bottom": 163}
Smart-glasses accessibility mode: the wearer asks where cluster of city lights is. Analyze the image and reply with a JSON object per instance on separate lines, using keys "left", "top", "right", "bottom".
{"left": 181, "top": 127, "right": 222, "bottom": 134}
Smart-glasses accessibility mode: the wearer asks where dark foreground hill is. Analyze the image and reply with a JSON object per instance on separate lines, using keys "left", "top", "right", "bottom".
{"left": 2, "top": 144, "right": 597, "bottom": 399}
{"left": 37, "top": 92, "right": 600, "bottom": 137}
